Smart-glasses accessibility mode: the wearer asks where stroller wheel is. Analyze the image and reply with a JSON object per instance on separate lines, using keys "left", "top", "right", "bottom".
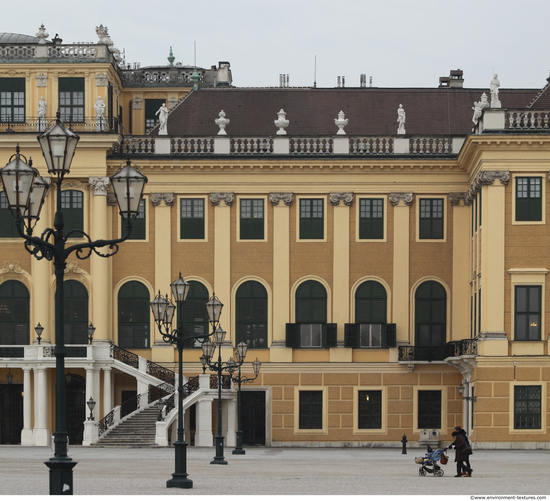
{"left": 434, "top": 469, "right": 444, "bottom": 477}
{"left": 419, "top": 467, "right": 427, "bottom": 476}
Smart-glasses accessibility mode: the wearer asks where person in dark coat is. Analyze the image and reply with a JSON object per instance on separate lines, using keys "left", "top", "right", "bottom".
{"left": 457, "top": 426, "right": 473, "bottom": 476}
{"left": 446, "top": 429, "right": 469, "bottom": 477}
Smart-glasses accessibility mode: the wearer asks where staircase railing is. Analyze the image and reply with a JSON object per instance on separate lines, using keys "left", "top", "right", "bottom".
{"left": 146, "top": 359, "right": 176, "bottom": 386}
{"left": 110, "top": 344, "right": 139, "bottom": 369}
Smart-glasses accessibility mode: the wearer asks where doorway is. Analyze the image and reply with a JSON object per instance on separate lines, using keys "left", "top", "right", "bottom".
{"left": 0, "top": 384, "right": 23, "bottom": 444}
{"left": 66, "top": 374, "right": 86, "bottom": 445}
{"left": 241, "top": 391, "right": 265, "bottom": 446}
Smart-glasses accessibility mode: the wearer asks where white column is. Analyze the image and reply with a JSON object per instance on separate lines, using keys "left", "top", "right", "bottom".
{"left": 21, "top": 368, "right": 33, "bottom": 445}
{"left": 103, "top": 367, "right": 112, "bottom": 417}
{"left": 34, "top": 367, "right": 50, "bottom": 445}
{"left": 225, "top": 396, "right": 237, "bottom": 447}
{"left": 195, "top": 398, "right": 214, "bottom": 446}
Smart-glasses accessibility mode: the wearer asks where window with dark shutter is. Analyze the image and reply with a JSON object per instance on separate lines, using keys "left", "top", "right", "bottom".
{"left": 354, "top": 281, "right": 387, "bottom": 348}
{"left": 240, "top": 199, "right": 264, "bottom": 240}
{"left": 419, "top": 199, "right": 444, "bottom": 239}
{"left": 359, "top": 198, "right": 384, "bottom": 239}
{"left": 514, "top": 286, "right": 541, "bottom": 340}
{"left": 299, "top": 199, "right": 324, "bottom": 239}
{"left": 118, "top": 281, "right": 150, "bottom": 348}
{"left": 63, "top": 280, "right": 88, "bottom": 344}
{"left": 0, "top": 192, "right": 18, "bottom": 237}
{"left": 418, "top": 390, "right": 441, "bottom": 429}
{"left": 123, "top": 199, "right": 146, "bottom": 240}
{"left": 0, "top": 281, "right": 29, "bottom": 345}
{"left": 299, "top": 390, "right": 323, "bottom": 429}
{"left": 61, "top": 190, "right": 84, "bottom": 236}
{"left": 180, "top": 198, "right": 205, "bottom": 239}
{"left": 59, "top": 78, "right": 84, "bottom": 122}
{"left": 180, "top": 281, "right": 209, "bottom": 348}
{"left": 415, "top": 281, "right": 446, "bottom": 351}
{"left": 295, "top": 280, "right": 328, "bottom": 347}
{"left": 235, "top": 280, "right": 267, "bottom": 348}
{"left": 516, "top": 177, "right": 542, "bottom": 222}
{"left": 0, "top": 78, "right": 25, "bottom": 123}
{"left": 514, "top": 386, "right": 541, "bottom": 429}
{"left": 358, "top": 390, "right": 382, "bottom": 429}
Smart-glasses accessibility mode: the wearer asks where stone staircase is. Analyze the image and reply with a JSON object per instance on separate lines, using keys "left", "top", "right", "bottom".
{"left": 92, "top": 406, "right": 159, "bottom": 448}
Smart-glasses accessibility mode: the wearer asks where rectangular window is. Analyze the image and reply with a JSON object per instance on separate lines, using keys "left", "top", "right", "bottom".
{"left": 145, "top": 99, "right": 165, "bottom": 134}
{"left": 515, "top": 286, "right": 541, "bottom": 340}
{"left": 300, "top": 323, "right": 322, "bottom": 348}
{"left": 418, "top": 390, "right": 441, "bottom": 429}
{"left": 0, "top": 78, "right": 25, "bottom": 123}
{"left": 299, "top": 390, "right": 323, "bottom": 429}
{"left": 61, "top": 190, "right": 84, "bottom": 235}
{"left": 516, "top": 177, "right": 542, "bottom": 222}
{"left": 180, "top": 198, "right": 205, "bottom": 239}
{"left": 358, "top": 390, "right": 382, "bottom": 429}
{"left": 240, "top": 199, "right": 264, "bottom": 240}
{"left": 124, "top": 199, "right": 146, "bottom": 240}
{"left": 359, "top": 324, "right": 382, "bottom": 348}
{"left": 0, "top": 192, "right": 18, "bottom": 237}
{"left": 514, "top": 386, "right": 541, "bottom": 429}
{"left": 359, "top": 198, "right": 383, "bottom": 239}
{"left": 299, "top": 199, "right": 324, "bottom": 239}
{"left": 59, "top": 78, "right": 84, "bottom": 122}
{"left": 419, "top": 199, "right": 444, "bottom": 239}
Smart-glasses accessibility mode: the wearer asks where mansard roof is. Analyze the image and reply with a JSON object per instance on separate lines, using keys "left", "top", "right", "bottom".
{"left": 165, "top": 86, "right": 539, "bottom": 137}
{"left": 0, "top": 32, "right": 45, "bottom": 44}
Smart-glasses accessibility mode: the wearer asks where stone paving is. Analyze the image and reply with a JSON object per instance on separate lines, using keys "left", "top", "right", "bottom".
{"left": 0, "top": 445, "right": 549, "bottom": 496}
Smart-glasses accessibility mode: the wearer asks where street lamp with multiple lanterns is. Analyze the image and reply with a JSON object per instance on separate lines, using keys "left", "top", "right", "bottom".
{"left": 150, "top": 280, "right": 224, "bottom": 489}
{"left": 0, "top": 112, "right": 147, "bottom": 495}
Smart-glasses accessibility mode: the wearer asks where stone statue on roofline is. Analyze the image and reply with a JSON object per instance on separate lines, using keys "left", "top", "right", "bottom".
{"left": 472, "top": 93, "right": 490, "bottom": 125}
{"left": 490, "top": 74, "right": 501, "bottom": 108}
{"left": 155, "top": 103, "right": 169, "bottom": 135}
{"left": 397, "top": 104, "right": 406, "bottom": 134}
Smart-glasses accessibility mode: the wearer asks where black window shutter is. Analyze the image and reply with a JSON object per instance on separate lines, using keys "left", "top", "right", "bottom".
{"left": 344, "top": 323, "right": 357, "bottom": 348}
{"left": 285, "top": 323, "right": 298, "bottom": 348}
{"left": 326, "top": 323, "right": 338, "bottom": 348}
{"left": 385, "top": 323, "right": 397, "bottom": 348}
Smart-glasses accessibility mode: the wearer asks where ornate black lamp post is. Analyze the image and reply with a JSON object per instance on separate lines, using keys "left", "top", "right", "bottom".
{"left": 87, "top": 323, "right": 96, "bottom": 344}
{"left": 0, "top": 114, "right": 147, "bottom": 495}
{"left": 201, "top": 328, "right": 249, "bottom": 465}
{"left": 150, "top": 282, "right": 223, "bottom": 488}
{"left": 86, "top": 397, "right": 96, "bottom": 421}
{"left": 35, "top": 323, "right": 44, "bottom": 345}
{"left": 231, "top": 342, "right": 261, "bottom": 455}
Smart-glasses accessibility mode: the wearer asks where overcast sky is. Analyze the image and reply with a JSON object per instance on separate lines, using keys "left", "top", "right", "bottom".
{"left": 4, "top": 0, "right": 550, "bottom": 90}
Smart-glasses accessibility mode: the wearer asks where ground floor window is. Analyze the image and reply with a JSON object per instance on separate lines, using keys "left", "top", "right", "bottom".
{"left": 514, "top": 385, "right": 541, "bottom": 429}
{"left": 299, "top": 390, "right": 322, "bottom": 429}
{"left": 358, "top": 390, "right": 382, "bottom": 429}
{"left": 418, "top": 390, "right": 441, "bottom": 429}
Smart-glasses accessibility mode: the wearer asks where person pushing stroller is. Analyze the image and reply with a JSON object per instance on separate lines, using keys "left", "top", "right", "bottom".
{"left": 445, "top": 426, "right": 473, "bottom": 477}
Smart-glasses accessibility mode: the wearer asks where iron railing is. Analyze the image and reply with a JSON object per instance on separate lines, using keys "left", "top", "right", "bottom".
{"left": 445, "top": 339, "right": 478, "bottom": 358}
{"left": 110, "top": 344, "right": 139, "bottom": 369}
{"left": 210, "top": 374, "right": 232, "bottom": 389}
{"left": 147, "top": 360, "right": 176, "bottom": 386}
{"left": 0, "top": 116, "right": 121, "bottom": 134}
{"left": 399, "top": 339, "right": 478, "bottom": 362}
{"left": 0, "top": 347, "right": 25, "bottom": 358}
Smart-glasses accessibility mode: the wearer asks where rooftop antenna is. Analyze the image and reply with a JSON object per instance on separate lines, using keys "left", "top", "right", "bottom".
{"left": 194, "top": 41, "right": 197, "bottom": 68}
{"left": 314, "top": 55, "right": 317, "bottom": 88}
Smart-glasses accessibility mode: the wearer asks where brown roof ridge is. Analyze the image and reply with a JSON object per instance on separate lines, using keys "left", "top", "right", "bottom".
{"left": 527, "top": 80, "right": 550, "bottom": 109}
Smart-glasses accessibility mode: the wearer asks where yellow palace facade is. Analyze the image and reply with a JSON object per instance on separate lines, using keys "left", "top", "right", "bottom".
{"left": 0, "top": 26, "right": 548, "bottom": 450}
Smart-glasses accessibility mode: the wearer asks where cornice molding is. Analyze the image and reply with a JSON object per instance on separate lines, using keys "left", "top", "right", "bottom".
{"left": 465, "top": 170, "right": 510, "bottom": 205}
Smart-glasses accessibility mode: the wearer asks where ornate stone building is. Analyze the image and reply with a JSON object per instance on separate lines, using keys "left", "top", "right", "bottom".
{"left": 0, "top": 27, "right": 548, "bottom": 450}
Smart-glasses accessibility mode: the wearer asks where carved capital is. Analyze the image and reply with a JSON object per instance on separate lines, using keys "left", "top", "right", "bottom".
{"left": 449, "top": 192, "right": 468, "bottom": 206}
{"left": 329, "top": 192, "right": 354, "bottom": 206}
{"left": 269, "top": 192, "right": 294, "bottom": 207}
{"left": 89, "top": 177, "right": 111, "bottom": 196}
{"left": 389, "top": 192, "right": 414, "bottom": 207}
{"left": 465, "top": 170, "right": 510, "bottom": 204}
{"left": 210, "top": 192, "right": 234, "bottom": 207}
{"left": 150, "top": 193, "right": 174, "bottom": 206}
{"left": 107, "top": 193, "right": 117, "bottom": 206}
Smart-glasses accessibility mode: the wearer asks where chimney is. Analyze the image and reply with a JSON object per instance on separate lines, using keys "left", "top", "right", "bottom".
{"left": 360, "top": 74, "right": 366, "bottom": 88}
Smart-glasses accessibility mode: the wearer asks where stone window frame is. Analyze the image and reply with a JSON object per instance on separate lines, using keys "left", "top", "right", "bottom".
{"left": 236, "top": 195, "right": 268, "bottom": 242}
{"left": 508, "top": 382, "right": 546, "bottom": 434}
{"left": 353, "top": 386, "right": 387, "bottom": 435}
{"left": 177, "top": 195, "right": 208, "bottom": 242}
{"left": 512, "top": 174, "right": 546, "bottom": 225}
{"left": 415, "top": 196, "right": 447, "bottom": 242}
{"left": 293, "top": 386, "right": 328, "bottom": 435}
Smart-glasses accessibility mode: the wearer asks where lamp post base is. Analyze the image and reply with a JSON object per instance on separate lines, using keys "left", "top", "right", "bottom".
{"left": 232, "top": 447, "right": 246, "bottom": 455}
{"left": 45, "top": 458, "right": 77, "bottom": 495}
{"left": 211, "top": 435, "right": 227, "bottom": 464}
{"left": 210, "top": 457, "right": 228, "bottom": 465}
{"left": 166, "top": 474, "right": 193, "bottom": 489}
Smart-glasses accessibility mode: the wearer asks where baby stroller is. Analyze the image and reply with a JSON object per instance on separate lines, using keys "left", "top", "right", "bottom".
{"left": 415, "top": 445, "right": 447, "bottom": 477}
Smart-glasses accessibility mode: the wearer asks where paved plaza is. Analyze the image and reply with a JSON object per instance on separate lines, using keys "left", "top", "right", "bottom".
{"left": 0, "top": 445, "right": 548, "bottom": 496}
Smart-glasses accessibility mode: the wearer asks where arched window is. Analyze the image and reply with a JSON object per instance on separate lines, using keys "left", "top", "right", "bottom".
{"left": 118, "top": 281, "right": 150, "bottom": 349}
{"left": 0, "top": 281, "right": 29, "bottom": 345}
{"left": 287, "top": 280, "right": 335, "bottom": 348}
{"left": 415, "top": 281, "right": 446, "bottom": 350}
{"left": 236, "top": 281, "right": 267, "bottom": 349}
{"left": 180, "top": 281, "right": 209, "bottom": 348}
{"left": 63, "top": 280, "right": 88, "bottom": 344}
{"left": 355, "top": 281, "right": 387, "bottom": 348}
